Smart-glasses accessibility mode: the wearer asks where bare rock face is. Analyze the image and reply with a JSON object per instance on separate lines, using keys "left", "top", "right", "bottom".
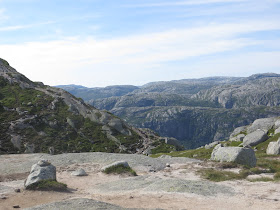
{"left": 266, "top": 138, "right": 280, "bottom": 155}
{"left": 210, "top": 144, "right": 256, "bottom": 167}
{"left": 24, "top": 160, "right": 56, "bottom": 188}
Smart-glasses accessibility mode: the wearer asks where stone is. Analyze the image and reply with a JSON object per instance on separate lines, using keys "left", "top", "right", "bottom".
{"left": 210, "top": 144, "right": 257, "bottom": 167}
{"left": 49, "top": 147, "right": 55, "bottom": 155}
{"left": 266, "top": 138, "right": 280, "bottom": 155}
{"left": 229, "top": 126, "right": 247, "bottom": 139}
{"left": 14, "top": 188, "right": 20, "bottom": 193}
{"left": 274, "top": 119, "right": 280, "bottom": 128}
{"left": 243, "top": 129, "right": 268, "bottom": 147}
{"left": 13, "top": 205, "right": 20, "bottom": 208}
{"left": 247, "top": 117, "right": 277, "bottom": 133}
{"left": 275, "top": 127, "right": 280, "bottom": 134}
{"left": 204, "top": 141, "right": 220, "bottom": 149}
{"left": 101, "top": 161, "right": 129, "bottom": 172}
{"left": 229, "top": 134, "right": 245, "bottom": 142}
{"left": 24, "top": 160, "right": 56, "bottom": 188}
{"left": 71, "top": 168, "right": 87, "bottom": 176}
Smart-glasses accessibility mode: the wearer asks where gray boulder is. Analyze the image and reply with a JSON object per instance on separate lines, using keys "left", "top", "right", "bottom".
{"left": 211, "top": 144, "right": 257, "bottom": 167}
{"left": 229, "top": 126, "right": 247, "bottom": 139}
{"left": 24, "top": 160, "right": 56, "bottom": 188}
{"left": 71, "top": 168, "right": 87, "bottom": 176}
{"left": 247, "top": 117, "right": 277, "bottom": 133}
{"left": 266, "top": 138, "right": 280, "bottom": 155}
{"left": 243, "top": 129, "right": 268, "bottom": 147}
{"left": 101, "top": 161, "right": 129, "bottom": 172}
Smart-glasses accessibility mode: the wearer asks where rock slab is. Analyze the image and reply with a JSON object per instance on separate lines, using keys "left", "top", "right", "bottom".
{"left": 24, "top": 160, "right": 56, "bottom": 188}
{"left": 210, "top": 144, "right": 257, "bottom": 167}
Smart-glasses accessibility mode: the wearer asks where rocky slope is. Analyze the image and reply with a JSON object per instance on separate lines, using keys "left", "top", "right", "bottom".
{"left": 0, "top": 58, "right": 175, "bottom": 155}
{"left": 59, "top": 73, "right": 280, "bottom": 149}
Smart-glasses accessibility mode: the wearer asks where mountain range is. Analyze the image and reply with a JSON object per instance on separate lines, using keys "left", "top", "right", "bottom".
{"left": 58, "top": 73, "right": 280, "bottom": 148}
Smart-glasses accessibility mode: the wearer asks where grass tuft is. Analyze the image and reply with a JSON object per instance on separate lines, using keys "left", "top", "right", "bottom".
{"left": 103, "top": 165, "right": 137, "bottom": 176}
{"left": 248, "top": 177, "right": 274, "bottom": 182}
{"left": 26, "top": 179, "right": 67, "bottom": 191}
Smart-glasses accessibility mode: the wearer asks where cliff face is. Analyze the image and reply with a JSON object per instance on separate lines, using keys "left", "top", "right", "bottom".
{"left": 0, "top": 58, "right": 173, "bottom": 154}
{"left": 58, "top": 73, "right": 280, "bottom": 149}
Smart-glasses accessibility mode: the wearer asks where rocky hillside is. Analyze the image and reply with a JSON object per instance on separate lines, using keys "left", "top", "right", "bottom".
{"left": 192, "top": 73, "right": 280, "bottom": 108}
{"left": 0, "top": 58, "right": 176, "bottom": 155}
{"left": 59, "top": 73, "right": 280, "bottom": 149}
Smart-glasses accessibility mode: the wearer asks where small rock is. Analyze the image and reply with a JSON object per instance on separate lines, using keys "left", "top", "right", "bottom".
{"left": 1, "top": 196, "right": 7, "bottom": 199}
{"left": 13, "top": 205, "right": 20, "bottom": 208}
{"left": 166, "top": 163, "right": 171, "bottom": 167}
{"left": 71, "top": 168, "right": 87, "bottom": 176}
{"left": 14, "top": 189, "right": 20, "bottom": 193}
{"left": 266, "top": 138, "right": 280, "bottom": 155}
{"left": 129, "top": 196, "right": 134, "bottom": 199}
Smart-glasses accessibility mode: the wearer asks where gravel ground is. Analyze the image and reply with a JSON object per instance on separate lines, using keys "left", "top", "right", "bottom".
{"left": 24, "top": 198, "right": 163, "bottom": 210}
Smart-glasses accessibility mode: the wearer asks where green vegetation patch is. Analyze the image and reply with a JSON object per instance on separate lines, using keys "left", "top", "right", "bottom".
{"left": 248, "top": 177, "right": 274, "bottom": 182}
{"left": 198, "top": 168, "right": 250, "bottom": 182}
{"left": 103, "top": 165, "right": 137, "bottom": 176}
{"left": 151, "top": 147, "right": 213, "bottom": 160}
{"left": 151, "top": 142, "right": 176, "bottom": 154}
{"left": 26, "top": 179, "right": 67, "bottom": 191}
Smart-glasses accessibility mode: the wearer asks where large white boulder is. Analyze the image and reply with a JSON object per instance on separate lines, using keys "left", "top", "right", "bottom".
{"left": 243, "top": 129, "right": 268, "bottom": 147}
{"left": 24, "top": 160, "right": 56, "bottom": 188}
{"left": 210, "top": 144, "right": 257, "bottom": 167}
{"left": 266, "top": 138, "right": 280, "bottom": 155}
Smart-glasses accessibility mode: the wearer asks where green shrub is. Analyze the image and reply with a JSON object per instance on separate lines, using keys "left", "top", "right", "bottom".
{"left": 103, "top": 165, "right": 137, "bottom": 176}
{"left": 26, "top": 179, "right": 67, "bottom": 191}
{"left": 198, "top": 168, "right": 249, "bottom": 182}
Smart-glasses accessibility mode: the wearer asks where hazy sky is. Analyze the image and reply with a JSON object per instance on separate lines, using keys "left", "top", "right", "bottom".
{"left": 0, "top": 0, "right": 280, "bottom": 87}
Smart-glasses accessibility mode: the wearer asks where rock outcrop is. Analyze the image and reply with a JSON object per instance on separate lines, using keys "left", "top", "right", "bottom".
{"left": 24, "top": 160, "right": 56, "bottom": 188}
{"left": 210, "top": 144, "right": 257, "bottom": 167}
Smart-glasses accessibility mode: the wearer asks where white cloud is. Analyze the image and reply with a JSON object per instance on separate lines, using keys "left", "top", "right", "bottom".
{"left": 0, "top": 20, "right": 279, "bottom": 87}
{"left": 0, "top": 21, "right": 55, "bottom": 32}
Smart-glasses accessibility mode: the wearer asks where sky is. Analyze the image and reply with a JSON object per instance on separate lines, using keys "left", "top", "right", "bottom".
{"left": 0, "top": 0, "right": 280, "bottom": 87}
